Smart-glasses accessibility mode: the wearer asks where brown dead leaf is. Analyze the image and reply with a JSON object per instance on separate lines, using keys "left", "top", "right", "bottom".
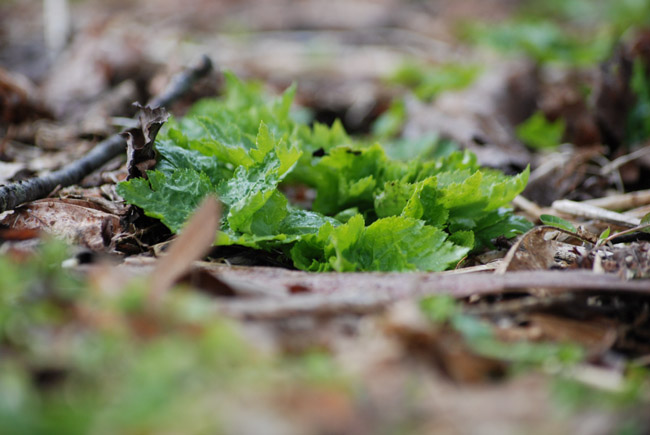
{"left": 0, "top": 68, "right": 51, "bottom": 125}
{"left": 0, "top": 198, "right": 122, "bottom": 251}
{"left": 122, "top": 104, "right": 169, "bottom": 180}
{"left": 0, "top": 227, "right": 41, "bottom": 241}
{"left": 385, "top": 301, "right": 506, "bottom": 383}
{"left": 527, "top": 313, "right": 618, "bottom": 354}
{"left": 58, "top": 186, "right": 130, "bottom": 216}
{"left": 40, "top": 20, "right": 157, "bottom": 119}
{"left": 496, "top": 226, "right": 585, "bottom": 274}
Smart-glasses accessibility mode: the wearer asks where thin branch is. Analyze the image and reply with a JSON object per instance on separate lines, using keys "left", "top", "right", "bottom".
{"left": 552, "top": 199, "right": 641, "bottom": 228}
{"left": 600, "top": 143, "right": 650, "bottom": 176}
{"left": 216, "top": 270, "right": 650, "bottom": 319}
{"left": 0, "top": 55, "right": 213, "bottom": 214}
{"left": 582, "top": 189, "right": 650, "bottom": 212}
{"left": 604, "top": 223, "right": 650, "bottom": 245}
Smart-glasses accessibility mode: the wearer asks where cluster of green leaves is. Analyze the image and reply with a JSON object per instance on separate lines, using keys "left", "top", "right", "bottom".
{"left": 540, "top": 214, "right": 577, "bottom": 233}
{"left": 0, "top": 241, "right": 351, "bottom": 435}
{"left": 0, "top": 240, "right": 84, "bottom": 351}
{"left": 387, "top": 61, "right": 482, "bottom": 101}
{"left": 117, "top": 73, "right": 531, "bottom": 272}
{"left": 462, "top": 0, "right": 650, "bottom": 66}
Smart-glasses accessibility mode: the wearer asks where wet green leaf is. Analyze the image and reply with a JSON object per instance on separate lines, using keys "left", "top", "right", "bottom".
{"left": 540, "top": 214, "right": 577, "bottom": 233}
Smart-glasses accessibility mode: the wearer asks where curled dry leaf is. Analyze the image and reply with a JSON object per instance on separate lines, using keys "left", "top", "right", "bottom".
{"left": 121, "top": 104, "right": 169, "bottom": 180}
{"left": 0, "top": 198, "right": 122, "bottom": 251}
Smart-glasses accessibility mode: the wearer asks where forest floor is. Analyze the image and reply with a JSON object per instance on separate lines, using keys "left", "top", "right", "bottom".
{"left": 2, "top": 0, "right": 650, "bottom": 434}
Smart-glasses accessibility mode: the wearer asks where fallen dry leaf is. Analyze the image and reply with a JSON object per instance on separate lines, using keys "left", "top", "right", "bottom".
{"left": 527, "top": 313, "right": 618, "bottom": 355}
{"left": 496, "top": 226, "right": 584, "bottom": 274}
{"left": 0, "top": 198, "right": 122, "bottom": 251}
{"left": 0, "top": 67, "right": 51, "bottom": 125}
{"left": 122, "top": 104, "right": 169, "bottom": 180}
{"left": 384, "top": 301, "right": 506, "bottom": 383}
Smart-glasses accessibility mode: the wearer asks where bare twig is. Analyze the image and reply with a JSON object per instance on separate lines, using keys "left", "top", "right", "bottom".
{"left": 600, "top": 144, "right": 650, "bottom": 176}
{"left": 604, "top": 222, "right": 650, "bottom": 245}
{"left": 0, "top": 56, "right": 213, "bottom": 214}
{"left": 552, "top": 199, "right": 641, "bottom": 228}
{"left": 216, "top": 270, "right": 650, "bottom": 319}
{"left": 582, "top": 189, "right": 650, "bottom": 212}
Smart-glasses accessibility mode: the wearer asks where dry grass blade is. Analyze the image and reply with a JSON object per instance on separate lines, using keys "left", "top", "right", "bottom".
{"left": 149, "top": 195, "right": 221, "bottom": 300}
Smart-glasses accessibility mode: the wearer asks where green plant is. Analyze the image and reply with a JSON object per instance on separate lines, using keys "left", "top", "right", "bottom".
{"left": 540, "top": 214, "right": 577, "bottom": 233}
{"left": 117, "top": 73, "right": 531, "bottom": 272}
{"left": 464, "top": 20, "right": 611, "bottom": 66}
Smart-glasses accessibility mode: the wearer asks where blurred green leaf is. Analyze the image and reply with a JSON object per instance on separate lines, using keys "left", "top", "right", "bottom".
{"left": 371, "top": 99, "right": 406, "bottom": 139}
{"left": 540, "top": 214, "right": 577, "bottom": 233}
{"left": 388, "top": 62, "right": 482, "bottom": 101}
{"left": 598, "top": 227, "right": 611, "bottom": 245}
{"left": 516, "top": 111, "right": 565, "bottom": 150}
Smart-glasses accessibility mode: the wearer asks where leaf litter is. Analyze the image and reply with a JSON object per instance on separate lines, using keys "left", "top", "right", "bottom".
{"left": 2, "top": 0, "right": 650, "bottom": 433}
